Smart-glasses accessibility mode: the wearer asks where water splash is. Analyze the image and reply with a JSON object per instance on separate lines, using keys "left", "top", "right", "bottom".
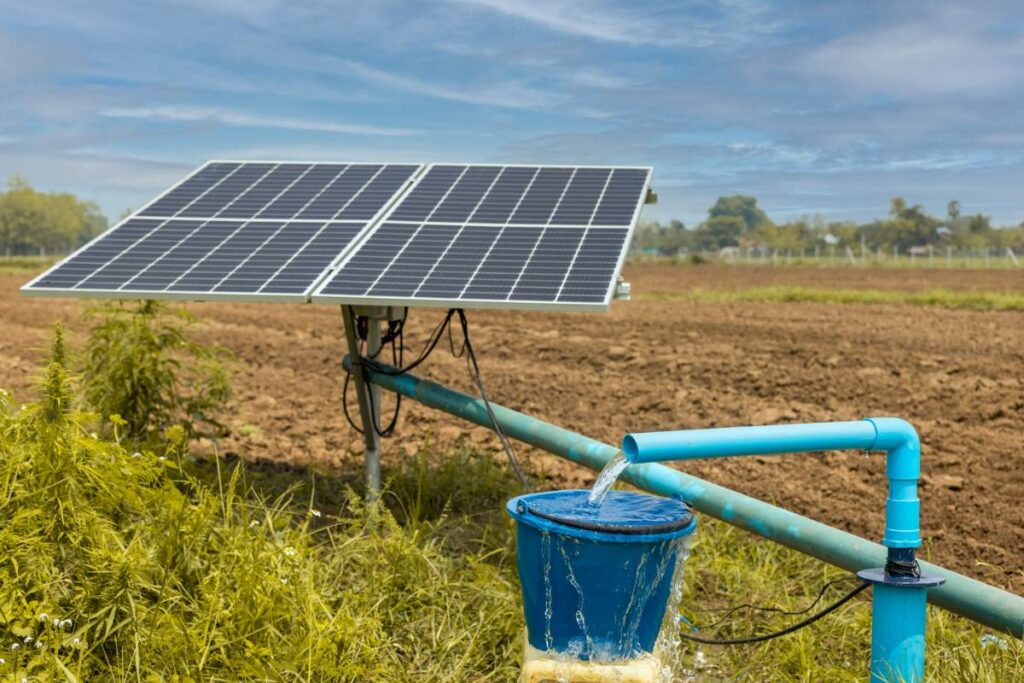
{"left": 557, "top": 537, "right": 595, "bottom": 658}
{"left": 618, "top": 548, "right": 652, "bottom": 653}
{"left": 541, "top": 531, "right": 554, "bottom": 651}
{"left": 655, "top": 535, "right": 695, "bottom": 682}
{"left": 587, "top": 451, "right": 630, "bottom": 507}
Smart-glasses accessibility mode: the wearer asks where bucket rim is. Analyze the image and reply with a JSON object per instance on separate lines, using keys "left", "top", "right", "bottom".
{"left": 506, "top": 490, "right": 697, "bottom": 543}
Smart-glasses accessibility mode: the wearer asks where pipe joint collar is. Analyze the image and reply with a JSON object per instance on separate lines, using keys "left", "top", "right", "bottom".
{"left": 866, "top": 417, "right": 920, "bottom": 455}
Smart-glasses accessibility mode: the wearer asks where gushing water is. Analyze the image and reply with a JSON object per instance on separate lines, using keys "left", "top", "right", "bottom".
{"left": 587, "top": 451, "right": 630, "bottom": 507}
{"left": 655, "top": 535, "right": 695, "bottom": 682}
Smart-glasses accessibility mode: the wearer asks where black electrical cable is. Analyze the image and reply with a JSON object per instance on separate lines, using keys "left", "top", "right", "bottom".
{"left": 365, "top": 313, "right": 405, "bottom": 437}
{"left": 453, "top": 309, "right": 529, "bottom": 489}
{"left": 696, "top": 575, "right": 861, "bottom": 629}
{"left": 342, "top": 307, "right": 529, "bottom": 489}
{"left": 341, "top": 310, "right": 408, "bottom": 437}
{"left": 677, "top": 580, "right": 870, "bottom": 645}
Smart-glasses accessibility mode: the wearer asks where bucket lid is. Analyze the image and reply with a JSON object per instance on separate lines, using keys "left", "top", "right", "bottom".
{"left": 512, "top": 490, "right": 694, "bottom": 537}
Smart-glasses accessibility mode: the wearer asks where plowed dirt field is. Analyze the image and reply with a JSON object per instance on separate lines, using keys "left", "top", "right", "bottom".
{"left": 3, "top": 265, "right": 1022, "bottom": 591}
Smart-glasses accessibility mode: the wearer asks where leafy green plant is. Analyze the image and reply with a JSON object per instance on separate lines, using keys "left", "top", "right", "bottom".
{"left": 80, "top": 300, "right": 232, "bottom": 446}
{"left": 0, "top": 328, "right": 521, "bottom": 681}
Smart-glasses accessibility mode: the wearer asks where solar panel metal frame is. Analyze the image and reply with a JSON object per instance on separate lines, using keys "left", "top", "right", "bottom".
{"left": 310, "top": 163, "right": 652, "bottom": 312}
{"left": 21, "top": 160, "right": 425, "bottom": 304}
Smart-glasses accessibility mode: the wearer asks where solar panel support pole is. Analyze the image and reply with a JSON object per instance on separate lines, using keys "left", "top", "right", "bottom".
{"left": 341, "top": 305, "right": 382, "bottom": 499}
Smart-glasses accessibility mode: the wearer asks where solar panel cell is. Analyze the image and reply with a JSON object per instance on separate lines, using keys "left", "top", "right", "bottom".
{"left": 389, "top": 165, "right": 463, "bottom": 221}
{"left": 469, "top": 167, "right": 536, "bottom": 224}
{"left": 256, "top": 164, "right": 346, "bottom": 219}
{"left": 590, "top": 169, "right": 647, "bottom": 226}
{"left": 336, "top": 165, "right": 417, "bottom": 220}
{"left": 429, "top": 166, "right": 501, "bottom": 223}
{"left": 509, "top": 227, "right": 585, "bottom": 301}
{"left": 509, "top": 168, "right": 572, "bottom": 224}
{"left": 295, "top": 165, "right": 377, "bottom": 220}
{"left": 215, "top": 164, "right": 311, "bottom": 219}
{"left": 370, "top": 224, "right": 462, "bottom": 296}
{"left": 416, "top": 225, "right": 503, "bottom": 298}
{"left": 177, "top": 163, "right": 274, "bottom": 218}
{"left": 140, "top": 163, "right": 239, "bottom": 217}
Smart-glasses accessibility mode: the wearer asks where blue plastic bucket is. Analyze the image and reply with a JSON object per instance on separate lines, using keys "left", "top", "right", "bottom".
{"left": 507, "top": 489, "right": 696, "bottom": 661}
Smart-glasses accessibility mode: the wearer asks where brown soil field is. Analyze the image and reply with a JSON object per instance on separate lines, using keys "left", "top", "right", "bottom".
{"left": 2, "top": 265, "right": 1023, "bottom": 592}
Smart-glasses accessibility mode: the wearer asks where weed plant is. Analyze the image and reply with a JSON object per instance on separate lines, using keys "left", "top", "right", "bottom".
{"left": 0, "top": 330, "right": 521, "bottom": 681}
{"left": 80, "top": 300, "right": 232, "bottom": 448}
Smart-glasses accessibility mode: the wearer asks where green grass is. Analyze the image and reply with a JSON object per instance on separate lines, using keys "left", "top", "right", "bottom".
{"left": 0, "top": 255, "right": 60, "bottom": 274}
{"left": 629, "top": 254, "right": 1022, "bottom": 270}
{"left": 672, "top": 517, "right": 1023, "bottom": 681}
{"left": 0, "top": 366, "right": 523, "bottom": 682}
{"left": 640, "top": 286, "right": 1024, "bottom": 312}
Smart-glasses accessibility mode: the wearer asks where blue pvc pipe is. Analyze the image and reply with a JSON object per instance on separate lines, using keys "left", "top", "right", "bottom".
{"left": 343, "top": 356, "right": 1024, "bottom": 638}
{"left": 871, "top": 585, "right": 928, "bottom": 682}
{"left": 623, "top": 418, "right": 930, "bottom": 681}
{"left": 623, "top": 418, "right": 921, "bottom": 549}
{"left": 622, "top": 420, "right": 877, "bottom": 461}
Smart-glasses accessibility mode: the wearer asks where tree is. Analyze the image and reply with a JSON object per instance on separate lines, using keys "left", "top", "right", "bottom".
{"left": 889, "top": 197, "right": 907, "bottom": 217}
{"left": 947, "top": 200, "right": 961, "bottom": 220}
{"left": 708, "top": 195, "right": 771, "bottom": 232}
{"left": 0, "top": 177, "right": 108, "bottom": 255}
{"left": 694, "top": 215, "right": 745, "bottom": 250}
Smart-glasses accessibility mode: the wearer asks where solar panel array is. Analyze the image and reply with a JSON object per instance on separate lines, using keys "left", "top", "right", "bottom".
{"left": 23, "top": 162, "right": 420, "bottom": 300}
{"left": 312, "top": 164, "right": 650, "bottom": 310}
{"left": 24, "top": 160, "right": 652, "bottom": 311}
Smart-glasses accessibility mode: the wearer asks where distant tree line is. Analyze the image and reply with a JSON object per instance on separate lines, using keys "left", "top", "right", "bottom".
{"left": 0, "top": 177, "right": 107, "bottom": 256}
{"left": 633, "top": 196, "right": 1024, "bottom": 255}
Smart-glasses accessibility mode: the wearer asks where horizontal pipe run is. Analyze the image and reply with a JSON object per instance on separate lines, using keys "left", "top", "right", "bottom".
{"left": 622, "top": 421, "right": 878, "bottom": 463}
{"left": 623, "top": 418, "right": 923, "bottom": 549}
{"left": 343, "top": 356, "right": 1024, "bottom": 638}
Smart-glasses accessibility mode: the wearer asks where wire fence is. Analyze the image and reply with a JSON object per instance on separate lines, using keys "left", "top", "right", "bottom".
{"left": 631, "top": 246, "right": 1022, "bottom": 269}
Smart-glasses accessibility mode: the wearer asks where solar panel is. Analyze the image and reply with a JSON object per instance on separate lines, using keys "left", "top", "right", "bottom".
{"left": 311, "top": 164, "right": 651, "bottom": 311}
{"left": 22, "top": 161, "right": 421, "bottom": 301}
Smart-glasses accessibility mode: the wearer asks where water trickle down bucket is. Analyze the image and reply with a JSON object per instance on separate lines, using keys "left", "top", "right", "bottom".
{"left": 507, "top": 490, "right": 697, "bottom": 681}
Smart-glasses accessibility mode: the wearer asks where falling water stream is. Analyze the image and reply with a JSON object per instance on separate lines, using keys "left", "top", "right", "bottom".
{"left": 586, "top": 451, "right": 630, "bottom": 507}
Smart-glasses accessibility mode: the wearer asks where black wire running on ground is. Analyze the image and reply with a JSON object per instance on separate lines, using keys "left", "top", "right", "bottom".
{"left": 678, "top": 580, "right": 871, "bottom": 645}
{"left": 693, "top": 575, "right": 862, "bottom": 629}
{"left": 341, "top": 307, "right": 530, "bottom": 489}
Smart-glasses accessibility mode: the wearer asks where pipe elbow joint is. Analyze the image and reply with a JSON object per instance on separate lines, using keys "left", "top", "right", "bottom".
{"left": 868, "top": 418, "right": 922, "bottom": 549}
{"left": 867, "top": 417, "right": 920, "bottom": 480}
{"left": 867, "top": 417, "right": 919, "bottom": 452}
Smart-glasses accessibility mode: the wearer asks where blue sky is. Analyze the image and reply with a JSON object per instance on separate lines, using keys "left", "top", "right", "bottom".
{"left": 1, "top": 0, "right": 1022, "bottom": 227}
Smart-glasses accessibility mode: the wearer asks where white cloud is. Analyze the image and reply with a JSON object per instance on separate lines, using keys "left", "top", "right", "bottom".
{"left": 803, "top": 8, "right": 1024, "bottom": 96}
{"left": 451, "top": 0, "right": 665, "bottom": 45}
{"left": 335, "top": 59, "right": 555, "bottom": 110}
{"left": 100, "top": 106, "right": 419, "bottom": 137}
{"left": 450, "top": 0, "right": 778, "bottom": 48}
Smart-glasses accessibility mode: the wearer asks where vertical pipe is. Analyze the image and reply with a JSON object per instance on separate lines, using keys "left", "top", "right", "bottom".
{"left": 870, "top": 585, "right": 928, "bottom": 682}
{"left": 364, "top": 316, "right": 383, "bottom": 494}
{"left": 340, "top": 306, "right": 382, "bottom": 499}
